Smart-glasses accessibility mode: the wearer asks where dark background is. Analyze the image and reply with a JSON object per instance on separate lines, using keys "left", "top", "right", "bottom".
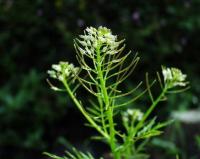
{"left": 0, "top": 0, "right": 200, "bottom": 159}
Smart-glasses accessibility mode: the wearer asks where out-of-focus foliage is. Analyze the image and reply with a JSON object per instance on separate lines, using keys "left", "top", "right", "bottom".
{"left": 0, "top": 0, "right": 199, "bottom": 159}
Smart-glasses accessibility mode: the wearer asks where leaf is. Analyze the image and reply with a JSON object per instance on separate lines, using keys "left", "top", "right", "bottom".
{"left": 43, "top": 152, "right": 66, "bottom": 159}
{"left": 154, "top": 119, "right": 174, "bottom": 129}
{"left": 44, "top": 148, "right": 97, "bottom": 159}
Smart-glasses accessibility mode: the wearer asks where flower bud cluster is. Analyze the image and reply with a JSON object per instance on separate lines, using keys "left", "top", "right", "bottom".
{"left": 47, "top": 61, "right": 79, "bottom": 81}
{"left": 122, "top": 108, "right": 143, "bottom": 123}
{"left": 76, "top": 26, "right": 122, "bottom": 55}
{"left": 162, "top": 66, "right": 188, "bottom": 88}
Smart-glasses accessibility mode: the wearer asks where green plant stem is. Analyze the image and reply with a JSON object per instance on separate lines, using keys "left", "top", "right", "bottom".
{"left": 125, "top": 119, "right": 137, "bottom": 158}
{"left": 135, "top": 86, "right": 168, "bottom": 133}
{"left": 96, "top": 44, "right": 120, "bottom": 159}
{"left": 122, "top": 86, "right": 168, "bottom": 159}
{"left": 97, "top": 87, "right": 108, "bottom": 134}
{"left": 95, "top": 82, "right": 108, "bottom": 135}
{"left": 62, "top": 80, "right": 109, "bottom": 139}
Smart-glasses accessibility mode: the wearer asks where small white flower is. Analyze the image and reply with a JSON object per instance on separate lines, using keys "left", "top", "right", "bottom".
{"left": 47, "top": 70, "right": 57, "bottom": 79}
{"left": 64, "top": 69, "right": 70, "bottom": 76}
{"left": 127, "top": 109, "right": 134, "bottom": 115}
{"left": 78, "top": 40, "right": 87, "bottom": 47}
{"left": 52, "top": 64, "right": 62, "bottom": 72}
{"left": 162, "top": 67, "right": 172, "bottom": 82}
{"left": 99, "top": 37, "right": 106, "bottom": 43}
{"left": 122, "top": 115, "right": 129, "bottom": 122}
{"left": 78, "top": 47, "right": 86, "bottom": 55}
{"left": 86, "top": 47, "right": 92, "bottom": 55}
{"left": 87, "top": 40, "right": 92, "bottom": 46}
{"left": 92, "top": 41, "right": 98, "bottom": 48}
{"left": 86, "top": 27, "right": 97, "bottom": 35}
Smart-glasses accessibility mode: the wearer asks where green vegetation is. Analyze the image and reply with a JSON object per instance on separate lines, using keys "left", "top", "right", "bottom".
{"left": 0, "top": 1, "right": 199, "bottom": 159}
{"left": 45, "top": 26, "right": 188, "bottom": 159}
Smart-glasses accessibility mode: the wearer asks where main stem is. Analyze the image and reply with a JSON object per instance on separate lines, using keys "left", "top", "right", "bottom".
{"left": 96, "top": 45, "right": 120, "bottom": 159}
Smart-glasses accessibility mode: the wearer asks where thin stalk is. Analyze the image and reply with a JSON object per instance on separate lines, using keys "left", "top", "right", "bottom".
{"left": 135, "top": 86, "right": 168, "bottom": 134}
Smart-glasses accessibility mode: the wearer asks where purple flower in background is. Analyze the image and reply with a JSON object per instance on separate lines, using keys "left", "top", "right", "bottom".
{"left": 184, "top": 0, "right": 191, "bottom": 8}
{"left": 160, "top": 19, "right": 167, "bottom": 27}
{"left": 132, "top": 11, "right": 140, "bottom": 22}
{"left": 37, "top": 9, "right": 43, "bottom": 17}
{"left": 77, "top": 19, "right": 85, "bottom": 27}
{"left": 5, "top": 0, "right": 13, "bottom": 10}
{"left": 180, "top": 37, "right": 188, "bottom": 46}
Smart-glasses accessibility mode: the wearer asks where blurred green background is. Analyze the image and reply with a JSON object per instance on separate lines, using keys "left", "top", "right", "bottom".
{"left": 0, "top": 0, "right": 200, "bottom": 159}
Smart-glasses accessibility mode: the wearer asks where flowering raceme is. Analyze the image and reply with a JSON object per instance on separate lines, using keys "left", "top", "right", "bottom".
{"left": 47, "top": 61, "right": 79, "bottom": 82}
{"left": 162, "top": 66, "right": 188, "bottom": 89}
{"left": 75, "top": 26, "right": 124, "bottom": 56}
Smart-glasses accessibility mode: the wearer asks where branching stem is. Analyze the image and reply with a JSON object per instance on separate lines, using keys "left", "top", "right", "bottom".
{"left": 62, "top": 79, "right": 109, "bottom": 140}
